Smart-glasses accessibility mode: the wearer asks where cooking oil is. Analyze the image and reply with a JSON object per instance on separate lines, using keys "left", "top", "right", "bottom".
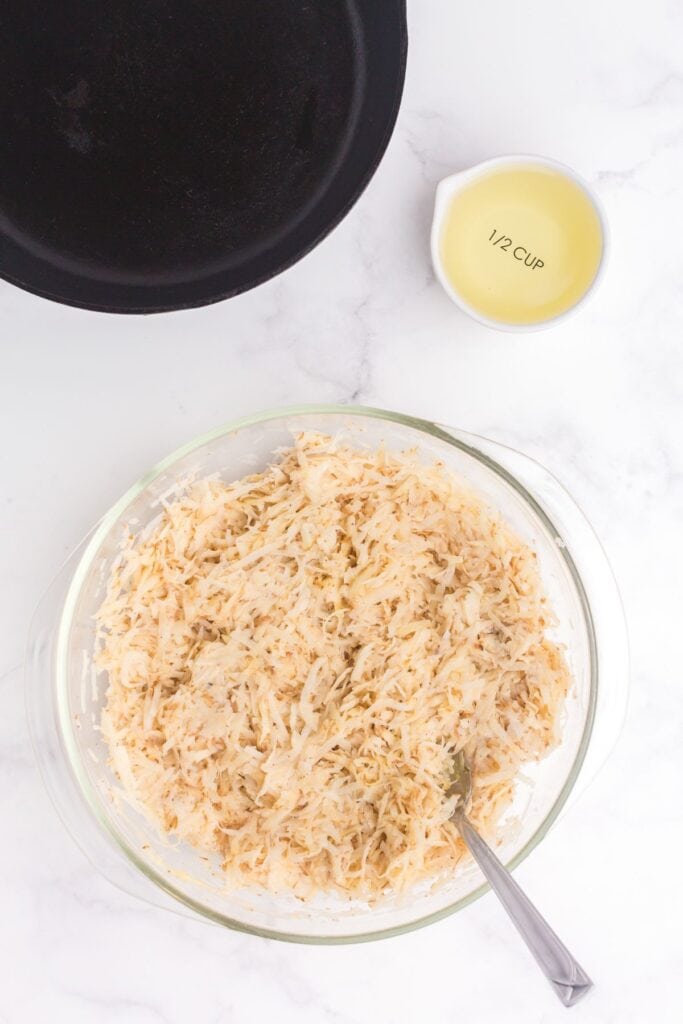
{"left": 438, "top": 163, "right": 603, "bottom": 326}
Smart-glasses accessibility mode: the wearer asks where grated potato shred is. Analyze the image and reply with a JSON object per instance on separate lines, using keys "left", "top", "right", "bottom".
{"left": 97, "top": 432, "right": 570, "bottom": 898}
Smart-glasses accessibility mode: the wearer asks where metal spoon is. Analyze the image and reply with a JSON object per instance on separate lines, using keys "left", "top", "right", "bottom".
{"left": 448, "top": 752, "right": 593, "bottom": 1008}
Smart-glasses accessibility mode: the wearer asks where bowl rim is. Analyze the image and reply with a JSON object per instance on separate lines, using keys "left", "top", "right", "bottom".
{"left": 56, "top": 403, "right": 598, "bottom": 943}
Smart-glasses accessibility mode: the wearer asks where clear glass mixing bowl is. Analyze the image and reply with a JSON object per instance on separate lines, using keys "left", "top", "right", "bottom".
{"left": 25, "top": 406, "right": 628, "bottom": 942}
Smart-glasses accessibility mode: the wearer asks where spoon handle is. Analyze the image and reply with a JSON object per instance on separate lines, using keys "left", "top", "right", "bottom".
{"left": 456, "top": 814, "right": 593, "bottom": 1008}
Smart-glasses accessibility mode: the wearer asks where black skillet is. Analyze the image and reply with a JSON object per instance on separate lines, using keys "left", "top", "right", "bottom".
{"left": 0, "top": 0, "right": 407, "bottom": 313}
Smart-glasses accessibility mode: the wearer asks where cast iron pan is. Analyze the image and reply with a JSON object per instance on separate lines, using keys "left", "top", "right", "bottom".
{"left": 0, "top": 0, "right": 407, "bottom": 313}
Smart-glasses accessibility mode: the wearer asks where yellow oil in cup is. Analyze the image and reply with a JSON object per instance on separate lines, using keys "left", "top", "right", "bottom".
{"left": 432, "top": 157, "right": 607, "bottom": 331}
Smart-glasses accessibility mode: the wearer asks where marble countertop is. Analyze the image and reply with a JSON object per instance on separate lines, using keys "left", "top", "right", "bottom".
{"left": 2, "top": 1, "right": 682, "bottom": 1021}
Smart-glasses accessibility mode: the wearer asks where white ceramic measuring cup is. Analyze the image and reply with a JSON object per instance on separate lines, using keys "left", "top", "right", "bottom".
{"left": 431, "top": 154, "right": 610, "bottom": 333}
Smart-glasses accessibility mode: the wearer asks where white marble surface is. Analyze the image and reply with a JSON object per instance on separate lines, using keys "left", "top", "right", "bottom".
{"left": 2, "top": 1, "right": 682, "bottom": 1021}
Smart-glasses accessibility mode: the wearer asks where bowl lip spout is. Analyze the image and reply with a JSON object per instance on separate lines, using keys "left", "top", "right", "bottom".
{"left": 51, "top": 404, "right": 605, "bottom": 943}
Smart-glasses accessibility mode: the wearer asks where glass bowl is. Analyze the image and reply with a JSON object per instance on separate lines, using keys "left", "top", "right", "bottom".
{"left": 26, "top": 406, "right": 628, "bottom": 942}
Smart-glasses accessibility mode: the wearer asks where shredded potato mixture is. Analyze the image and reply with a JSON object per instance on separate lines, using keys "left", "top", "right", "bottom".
{"left": 98, "top": 432, "right": 570, "bottom": 898}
